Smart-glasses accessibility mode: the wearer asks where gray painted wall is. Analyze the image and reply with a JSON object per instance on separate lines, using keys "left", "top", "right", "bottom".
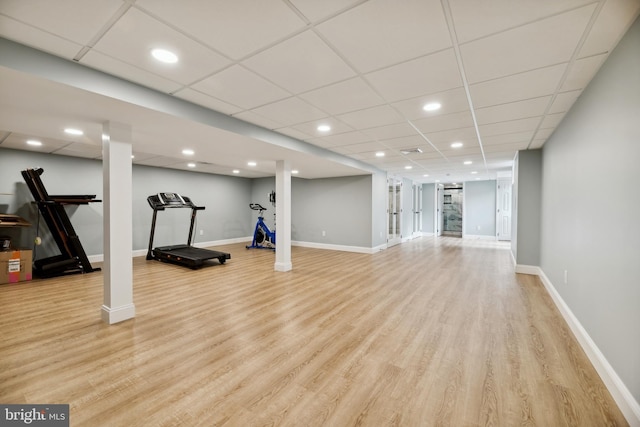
{"left": 512, "top": 150, "right": 542, "bottom": 266}
{"left": 291, "top": 175, "right": 372, "bottom": 247}
{"left": 371, "top": 172, "right": 387, "bottom": 247}
{"left": 0, "top": 148, "right": 252, "bottom": 257}
{"left": 464, "top": 180, "right": 497, "bottom": 237}
{"left": 539, "top": 16, "right": 640, "bottom": 402}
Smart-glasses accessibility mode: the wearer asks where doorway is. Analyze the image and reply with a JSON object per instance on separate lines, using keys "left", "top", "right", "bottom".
{"left": 387, "top": 177, "right": 402, "bottom": 247}
{"left": 442, "top": 184, "right": 463, "bottom": 237}
{"left": 496, "top": 178, "right": 512, "bottom": 241}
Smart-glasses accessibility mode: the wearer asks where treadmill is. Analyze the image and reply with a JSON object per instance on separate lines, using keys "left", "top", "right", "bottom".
{"left": 146, "top": 192, "right": 230, "bottom": 268}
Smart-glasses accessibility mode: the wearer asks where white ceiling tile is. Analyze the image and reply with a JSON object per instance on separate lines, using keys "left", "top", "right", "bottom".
{"left": 272, "top": 127, "right": 313, "bottom": 141}
{"left": 339, "top": 141, "right": 392, "bottom": 154}
{"left": 243, "top": 30, "right": 356, "bottom": 94}
{"left": 532, "top": 128, "right": 555, "bottom": 140}
{"left": 136, "top": 0, "right": 306, "bottom": 60}
{"left": 306, "top": 131, "right": 372, "bottom": 148}
{"left": 481, "top": 131, "right": 534, "bottom": 146}
{"left": 361, "top": 123, "right": 417, "bottom": 141}
{"left": 135, "top": 155, "right": 182, "bottom": 167}
{"left": 425, "top": 127, "right": 478, "bottom": 144}
{"left": 0, "top": 133, "right": 69, "bottom": 153}
{"left": 561, "top": 54, "right": 607, "bottom": 92}
{"left": 92, "top": 8, "right": 231, "bottom": 85}
{"left": 250, "top": 97, "right": 327, "bottom": 126}
{"left": 53, "top": 142, "right": 102, "bottom": 158}
{"left": 0, "top": 16, "right": 83, "bottom": 59}
{"left": 316, "top": 0, "right": 451, "bottom": 73}
{"left": 173, "top": 88, "right": 242, "bottom": 116}
{"left": 337, "top": 105, "right": 404, "bottom": 129}
{"left": 579, "top": 0, "right": 640, "bottom": 57}
{"left": 378, "top": 135, "right": 429, "bottom": 149}
{"left": 482, "top": 142, "right": 529, "bottom": 153}
{"left": 289, "top": 0, "right": 363, "bottom": 22}
{"left": 540, "top": 112, "right": 566, "bottom": 129}
{"left": 392, "top": 87, "right": 470, "bottom": 120}
{"left": 299, "top": 77, "right": 384, "bottom": 115}
{"left": 412, "top": 111, "right": 475, "bottom": 135}
{"left": 365, "top": 49, "right": 462, "bottom": 102}
{"left": 192, "top": 65, "right": 291, "bottom": 110}
{"left": 291, "top": 118, "right": 354, "bottom": 138}
{"left": 461, "top": 5, "right": 595, "bottom": 84}
{"left": 469, "top": 64, "right": 567, "bottom": 108}
{"left": 448, "top": 0, "right": 594, "bottom": 43}
{"left": 81, "top": 50, "right": 183, "bottom": 94}
{"left": 549, "top": 90, "right": 582, "bottom": 114}
{"left": 479, "top": 117, "right": 542, "bottom": 137}
{"left": 475, "top": 96, "right": 552, "bottom": 125}
{"left": 0, "top": 0, "right": 124, "bottom": 44}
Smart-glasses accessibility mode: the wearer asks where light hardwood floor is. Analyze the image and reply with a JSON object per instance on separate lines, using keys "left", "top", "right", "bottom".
{"left": 0, "top": 237, "right": 628, "bottom": 426}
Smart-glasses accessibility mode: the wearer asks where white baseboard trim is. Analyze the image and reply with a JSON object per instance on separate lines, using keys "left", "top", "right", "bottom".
{"left": 291, "top": 240, "right": 383, "bottom": 254}
{"left": 526, "top": 268, "right": 640, "bottom": 426}
{"left": 100, "top": 303, "right": 135, "bottom": 325}
{"left": 515, "top": 264, "right": 541, "bottom": 275}
{"left": 463, "top": 234, "right": 497, "bottom": 241}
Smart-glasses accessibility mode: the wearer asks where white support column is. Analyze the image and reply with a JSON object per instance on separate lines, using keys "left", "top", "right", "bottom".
{"left": 101, "top": 121, "right": 135, "bottom": 324}
{"left": 274, "top": 160, "right": 292, "bottom": 272}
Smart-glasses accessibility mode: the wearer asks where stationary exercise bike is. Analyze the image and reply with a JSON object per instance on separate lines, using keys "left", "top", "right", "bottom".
{"left": 246, "top": 192, "right": 276, "bottom": 250}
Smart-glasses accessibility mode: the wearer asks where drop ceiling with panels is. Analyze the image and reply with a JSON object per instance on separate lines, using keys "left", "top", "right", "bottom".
{"left": 0, "top": 0, "right": 638, "bottom": 183}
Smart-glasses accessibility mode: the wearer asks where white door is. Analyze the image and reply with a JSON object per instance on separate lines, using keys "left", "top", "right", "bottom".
{"left": 496, "top": 178, "right": 512, "bottom": 241}
{"left": 387, "top": 177, "right": 402, "bottom": 247}
{"left": 412, "top": 184, "right": 422, "bottom": 238}
{"left": 436, "top": 184, "right": 444, "bottom": 236}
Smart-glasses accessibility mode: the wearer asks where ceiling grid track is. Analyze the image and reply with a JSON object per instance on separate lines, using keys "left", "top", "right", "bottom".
{"left": 440, "top": 0, "right": 488, "bottom": 174}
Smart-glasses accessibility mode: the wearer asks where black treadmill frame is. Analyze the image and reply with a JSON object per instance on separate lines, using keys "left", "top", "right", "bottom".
{"left": 21, "top": 168, "right": 101, "bottom": 277}
{"left": 146, "top": 193, "right": 230, "bottom": 269}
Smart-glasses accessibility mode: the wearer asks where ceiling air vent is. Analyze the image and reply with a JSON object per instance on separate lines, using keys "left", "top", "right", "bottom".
{"left": 400, "top": 148, "right": 423, "bottom": 155}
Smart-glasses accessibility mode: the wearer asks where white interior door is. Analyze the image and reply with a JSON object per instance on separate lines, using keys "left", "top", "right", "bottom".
{"left": 412, "top": 184, "right": 422, "bottom": 237}
{"left": 436, "top": 185, "right": 444, "bottom": 236}
{"left": 387, "top": 177, "right": 402, "bottom": 247}
{"left": 497, "top": 179, "right": 512, "bottom": 241}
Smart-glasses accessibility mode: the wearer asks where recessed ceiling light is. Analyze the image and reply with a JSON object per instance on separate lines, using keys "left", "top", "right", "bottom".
{"left": 232, "top": 169, "right": 240, "bottom": 174}
{"left": 182, "top": 149, "right": 194, "bottom": 156}
{"left": 26, "top": 140, "right": 42, "bottom": 146}
{"left": 375, "top": 152, "right": 385, "bottom": 157}
{"left": 151, "top": 48, "right": 178, "bottom": 64}
{"left": 423, "top": 102, "right": 441, "bottom": 112}
{"left": 404, "top": 165, "right": 413, "bottom": 170}
{"left": 247, "top": 161, "right": 257, "bottom": 167}
{"left": 131, "top": 155, "right": 135, "bottom": 159}
{"left": 292, "top": 170, "right": 299, "bottom": 174}
{"left": 464, "top": 160, "right": 473, "bottom": 165}
{"left": 64, "top": 128, "right": 83, "bottom": 136}
{"left": 471, "top": 171, "right": 478, "bottom": 174}
{"left": 451, "top": 142, "right": 463, "bottom": 148}
{"left": 423, "top": 174, "right": 429, "bottom": 177}
{"left": 317, "top": 124, "right": 331, "bottom": 132}
{"left": 187, "top": 163, "right": 196, "bottom": 168}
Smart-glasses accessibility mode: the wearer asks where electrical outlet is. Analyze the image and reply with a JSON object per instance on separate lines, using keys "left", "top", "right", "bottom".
{"left": 322, "top": 230, "right": 326, "bottom": 237}
{"left": 199, "top": 229, "right": 204, "bottom": 236}
{"left": 564, "top": 270, "right": 568, "bottom": 284}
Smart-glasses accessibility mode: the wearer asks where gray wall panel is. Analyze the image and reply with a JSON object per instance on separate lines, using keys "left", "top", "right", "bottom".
{"left": 539, "top": 16, "right": 640, "bottom": 402}
{"left": 464, "top": 180, "right": 496, "bottom": 237}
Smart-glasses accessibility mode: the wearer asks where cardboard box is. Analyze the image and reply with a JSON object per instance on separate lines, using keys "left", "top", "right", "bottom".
{"left": 0, "top": 249, "right": 32, "bottom": 285}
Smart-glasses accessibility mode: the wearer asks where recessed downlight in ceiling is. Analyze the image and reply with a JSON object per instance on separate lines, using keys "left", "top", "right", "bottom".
{"left": 187, "top": 163, "right": 196, "bottom": 168}
{"left": 451, "top": 142, "right": 463, "bottom": 148}
{"left": 422, "top": 102, "right": 441, "bottom": 112}
{"left": 232, "top": 169, "right": 240, "bottom": 174}
{"left": 151, "top": 48, "right": 178, "bottom": 64}
{"left": 64, "top": 128, "right": 83, "bottom": 136}
{"left": 292, "top": 170, "right": 299, "bottom": 174}
{"left": 182, "top": 149, "right": 194, "bottom": 156}
{"left": 375, "top": 152, "right": 385, "bottom": 157}
{"left": 317, "top": 124, "right": 331, "bottom": 132}
{"left": 247, "top": 161, "right": 257, "bottom": 167}
{"left": 27, "top": 139, "right": 42, "bottom": 146}
{"left": 464, "top": 160, "right": 473, "bottom": 165}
